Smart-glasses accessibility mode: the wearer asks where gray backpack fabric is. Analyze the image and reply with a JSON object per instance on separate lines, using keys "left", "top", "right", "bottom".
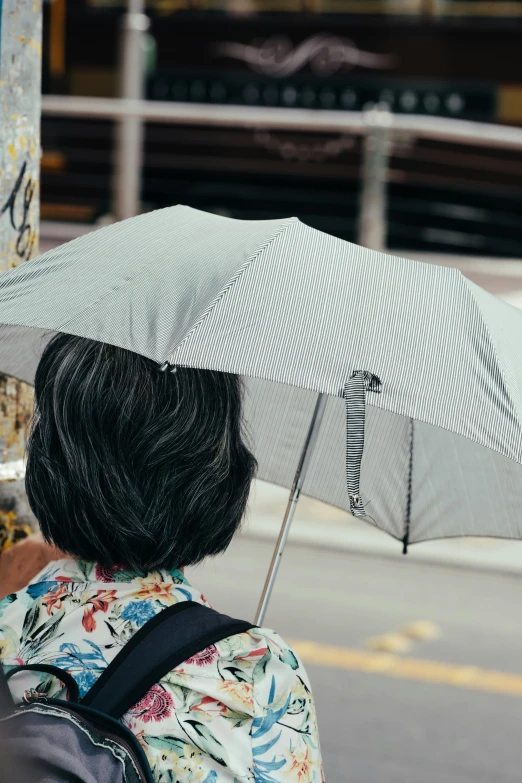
{"left": 0, "top": 601, "right": 252, "bottom": 783}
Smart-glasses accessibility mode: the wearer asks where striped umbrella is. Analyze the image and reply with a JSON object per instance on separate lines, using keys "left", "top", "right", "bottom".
{"left": 1, "top": 205, "right": 522, "bottom": 623}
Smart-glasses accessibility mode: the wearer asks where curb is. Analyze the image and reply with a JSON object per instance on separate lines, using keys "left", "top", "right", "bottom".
{"left": 243, "top": 514, "right": 522, "bottom": 578}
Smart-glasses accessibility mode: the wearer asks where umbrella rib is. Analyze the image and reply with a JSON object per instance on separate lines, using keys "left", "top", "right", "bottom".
{"left": 169, "top": 218, "right": 297, "bottom": 363}
{"left": 403, "top": 418, "right": 414, "bottom": 555}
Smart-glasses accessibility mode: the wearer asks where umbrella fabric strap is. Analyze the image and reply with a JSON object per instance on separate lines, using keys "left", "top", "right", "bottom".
{"left": 344, "top": 371, "right": 382, "bottom": 517}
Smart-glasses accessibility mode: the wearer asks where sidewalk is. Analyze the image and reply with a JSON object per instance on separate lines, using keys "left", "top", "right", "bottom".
{"left": 245, "top": 480, "right": 522, "bottom": 576}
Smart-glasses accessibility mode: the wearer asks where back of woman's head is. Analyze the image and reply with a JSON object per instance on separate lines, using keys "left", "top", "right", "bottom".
{"left": 26, "top": 333, "right": 257, "bottom": 572}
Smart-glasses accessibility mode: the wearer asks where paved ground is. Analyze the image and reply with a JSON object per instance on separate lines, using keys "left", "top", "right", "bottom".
{"left": 189, "top": 535, "right": 522, "bottom": 783}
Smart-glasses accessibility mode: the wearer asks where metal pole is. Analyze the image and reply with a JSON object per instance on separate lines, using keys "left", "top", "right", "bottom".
{"left": 114, "top": 0, "right": 148, "bottom": 221}
{"left": 358, "top": 105, "right": 393, "bottom": 252}
{"left": 255, "top": 393, "right": 328, "bottom": 626}
{"left": 0, "top": 0, "right": 42, "bottom": 544}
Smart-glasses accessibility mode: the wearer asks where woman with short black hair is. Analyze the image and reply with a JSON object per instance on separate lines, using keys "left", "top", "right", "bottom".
{"left": 26, "top": 333, "right": 256, "bottom": 573}
{"left": 0, "top": 333, "right": 323, "bottom": 782}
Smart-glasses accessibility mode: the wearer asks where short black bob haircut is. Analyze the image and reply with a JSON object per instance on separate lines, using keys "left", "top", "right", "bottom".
{"left": 26, "top": 333, "right": 257, "bottom": 572}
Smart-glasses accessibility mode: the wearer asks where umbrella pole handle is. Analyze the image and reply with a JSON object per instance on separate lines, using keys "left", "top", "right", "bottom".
{"left": 254, "top": 393, "right": 328, "bottom": 626}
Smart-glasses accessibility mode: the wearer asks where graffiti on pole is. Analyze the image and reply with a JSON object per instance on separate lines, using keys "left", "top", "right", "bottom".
{"left": 0, "top": 0, "right": 42, "bottom": 494}
{"left": 0, "top": 0, "right": 42, "bottom": 272}
{"left": 1, "top": 160, "right": 36, "bottom": 261}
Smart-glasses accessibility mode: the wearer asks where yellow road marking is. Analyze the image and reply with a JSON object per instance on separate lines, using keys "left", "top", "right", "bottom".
{"left": 290, "top": 640, "right": 522, "bottom": 698}
{"left": 367, "top": 632, "right": 412, "bottom": 653}
{"left": 400, "top": 621, "right": 441, "bottom": 641}
{"left": 366, "top": 620, "right": 441, "bottom": 652}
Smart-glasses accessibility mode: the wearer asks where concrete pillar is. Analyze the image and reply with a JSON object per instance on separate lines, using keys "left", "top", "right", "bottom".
{"left": 0, "top": 0, "right": 42, "bottom": 544}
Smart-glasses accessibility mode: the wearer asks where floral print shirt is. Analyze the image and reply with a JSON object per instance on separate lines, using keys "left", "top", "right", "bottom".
{"left": 0, "top": 559, "right": 323, "bottom": 783}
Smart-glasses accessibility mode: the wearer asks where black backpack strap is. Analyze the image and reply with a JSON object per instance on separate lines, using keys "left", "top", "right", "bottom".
{"left": 0, "top": 664, "right": 14, "bottom": 712}
{"left": 82, "top": 601, "right": 253, "bottom": 719}
{"left": 3, "top": 664, "right": 80, "bottom": 703}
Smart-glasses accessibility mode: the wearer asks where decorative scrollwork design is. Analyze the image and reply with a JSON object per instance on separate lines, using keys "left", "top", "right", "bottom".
{"left": 215, "top": 33, "right": 395, "bottom": 77}
{"left": 253, "top": 130, "right": 355, "bottom": 162}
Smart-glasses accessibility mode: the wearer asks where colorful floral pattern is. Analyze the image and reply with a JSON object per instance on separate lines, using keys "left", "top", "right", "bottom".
{"left": 129, "top": 683, "right": 175, "bottom": 723}
{"left": 0, "top": 559, "right": 323, "bottom": 782}
{"left": 186, "top": 644, "right": 219, "bottom": 667}
{"left": 121, "top": 600, "right": 158, "bottom": 627}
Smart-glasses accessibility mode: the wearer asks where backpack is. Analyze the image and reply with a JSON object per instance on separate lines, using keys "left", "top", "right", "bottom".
{"left": 0, "top": 600, "right": 253, "bottom": 782}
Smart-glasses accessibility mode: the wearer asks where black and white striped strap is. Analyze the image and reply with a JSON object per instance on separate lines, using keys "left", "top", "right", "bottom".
{"left": 344, "top": 371, "right": 382, "bottom": 517}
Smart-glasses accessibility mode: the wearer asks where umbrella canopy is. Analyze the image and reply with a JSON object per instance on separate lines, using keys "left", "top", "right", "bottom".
{"left": 1, "top": 204, "right": 522, "bottom": 552}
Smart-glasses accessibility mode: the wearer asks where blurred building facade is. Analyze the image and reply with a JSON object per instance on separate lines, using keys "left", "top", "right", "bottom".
{"left": 41, "top": 0, "right": 522, "bottom": 256}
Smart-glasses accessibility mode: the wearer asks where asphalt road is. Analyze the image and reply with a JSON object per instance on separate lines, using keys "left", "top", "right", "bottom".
{"left": 188, "top": 535, "right": 522, "bottom": 783}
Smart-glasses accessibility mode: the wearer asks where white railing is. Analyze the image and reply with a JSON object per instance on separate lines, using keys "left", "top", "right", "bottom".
{"left": 40, "top": 0, "right": 522, "bottom": 252}
{"left": 42, "top": 0, "right": 522, "bottom": 254}
{"left": 42, "top": 30, "right": 522, "bottom": 255}
{"left": 42, "top": 93, "right": 522, "bottom": 253}
{"left": 41, "top": 94, "right": 522, "bottom": 150}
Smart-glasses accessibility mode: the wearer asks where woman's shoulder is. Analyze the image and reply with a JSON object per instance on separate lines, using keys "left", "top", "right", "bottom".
{"left": 130, "top": 625, "right": 323, "bottom": 781}
{"left": 170, "top": 623, "right": 311, "bottom": 698}
{"left": 217, "top": 625, "right": 305, "bottom": 674}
